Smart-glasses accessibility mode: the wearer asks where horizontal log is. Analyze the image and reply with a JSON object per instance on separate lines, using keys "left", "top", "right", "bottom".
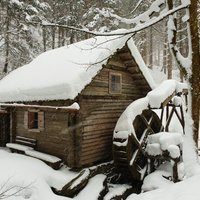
{"left": 82, "top": 118, "right": 118, "bottom": 127}
{"left": 106, "top": 64, "right": 128, "bottom": 72}
{"left": 83, "top": 113, "right": 119, "bottom": 120}
{"left": 81, "top": 139, "right": 112, "bottom": 150}
{"left": 83, "top": 131, "right": 113, "bottom": 139}
{"left": 1, "top": 103, "right": 78, "bottom": 113}
{"left": 80, "top": 151, "right": 111, "bottom": 165}
{"left": 112, "top": 150, "right": 127, "bottom": 158}
{"left": 118, "top": 52, "right": 133, "bottom": 60}
{"left": 82, "top": 128, "right": 113, "bottom": 136}
{"left": 81, "top": 145, "right": 111, "bottom": 156}
{"left": 127, "top": 66, "right": 140, "bottom": 73}
{"left": 82, "top": 136, "right": 113, "bottom": 146}
{"left": 107, "top": 56, "right": 125, "bottom": 68}
{"left": 83, "top": 122, "right": 116, "bottom": 132}
{"left": 92, "top": 108, "right": 124, "bottom": 115}
{"left": 82, "top": 136, "right": 113, "bottom": 147}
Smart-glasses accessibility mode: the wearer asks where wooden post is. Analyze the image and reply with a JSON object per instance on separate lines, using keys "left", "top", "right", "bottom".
{"left": 165, "top": 105, "right": 175, "bottom": 132}
{"left": 172, "top": 158, "right": 179, "bottom": 183}
{"left": 9, "top": 111, "right": 16, "bottom": 143}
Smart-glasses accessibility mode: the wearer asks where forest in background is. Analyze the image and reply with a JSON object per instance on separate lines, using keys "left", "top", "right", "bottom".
{"left": 0, "top": 0, "right": 192, "bottom": 79}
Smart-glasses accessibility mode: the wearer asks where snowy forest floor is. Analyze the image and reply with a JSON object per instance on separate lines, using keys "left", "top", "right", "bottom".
{"left": 1, "top": 146, "right": 200, "bottom": 200}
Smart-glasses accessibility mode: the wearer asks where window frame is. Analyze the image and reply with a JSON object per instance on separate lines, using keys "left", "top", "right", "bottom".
{"left": 28, "top": 111, "right": 39, "bottom": 130}
{"left": 24, "top": 110, "right": 45, "bottom": 132}
{"left": 109, "top": 72, "right": 122, "bottom": 94}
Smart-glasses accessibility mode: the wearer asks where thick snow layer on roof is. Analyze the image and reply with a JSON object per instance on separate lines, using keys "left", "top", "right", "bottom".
{"left": 0, "top": 30, "right": 154, "bottom": 102}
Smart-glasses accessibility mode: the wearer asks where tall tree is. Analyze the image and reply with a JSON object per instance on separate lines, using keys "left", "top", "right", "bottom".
{"left": 0, "top": 0, "right": 50, "bottom": 73}
{"left": 189, "top": 0, "right": 200, "bottom": 144}
{"left": 167, "top": 0, "right": 200, "bottom": 144}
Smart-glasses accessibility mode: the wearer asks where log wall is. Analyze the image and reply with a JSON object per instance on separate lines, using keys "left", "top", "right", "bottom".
{"left": 77, "top": 45, "right": 151, "bottom": 167}
{"left": 15, "top": 108, "right": 76, "bottom": 167}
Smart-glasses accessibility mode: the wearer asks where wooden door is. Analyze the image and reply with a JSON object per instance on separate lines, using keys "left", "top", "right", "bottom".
{"left": 0, "top": 114, "right": 10, "bottom": 146}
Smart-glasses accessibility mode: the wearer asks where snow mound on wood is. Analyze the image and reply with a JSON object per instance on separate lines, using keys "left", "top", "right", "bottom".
{"left": 0, "top": 30, "right": 155, "bottom": 102}
{"left": 74, "top": 174, "right": 106, "bottom": 200}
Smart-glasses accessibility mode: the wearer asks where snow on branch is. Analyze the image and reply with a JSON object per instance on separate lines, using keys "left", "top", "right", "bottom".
{"left": 100, "top": 0, "right": 166, "bottom": 25}
{"left": 43, "top": 3, "right": 189, "bottom": 37}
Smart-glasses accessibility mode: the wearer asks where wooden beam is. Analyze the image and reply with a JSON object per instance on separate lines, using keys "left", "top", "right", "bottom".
{"left": 0, "top": 103, "right": 79, "bottom": 113}
{"left": 0, "top": 110, "right": 8, "bottom": 114}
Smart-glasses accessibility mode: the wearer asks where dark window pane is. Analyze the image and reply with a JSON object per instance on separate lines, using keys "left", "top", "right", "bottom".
{"left": 110, "top": 74, "right": 121, "bottom": 93}
{"left": 28, "top": 112, "right": 39, "bottom": 129}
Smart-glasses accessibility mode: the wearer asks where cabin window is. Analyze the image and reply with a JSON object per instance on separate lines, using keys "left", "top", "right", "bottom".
{"left": 24, "top": 111, "right": 44, "bottom": 131}
{"left": 28, "top": 112, "right": 38, "bottom": 129}
{"left": 109, "top": 72, "right": 122, "bottom": 94}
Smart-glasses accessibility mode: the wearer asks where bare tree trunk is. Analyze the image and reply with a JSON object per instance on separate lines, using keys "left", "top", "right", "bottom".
{"left": 149, "top": 26, "right": 153, "bottom": 69}
{"left": 167, "top": 0, "right": 200, "bottom": 145}
{"left": 3, "top": 6, "right": 10, "bottom": 73}
{"left": 167, "top": 51, "right": 172, "bottom": 79}
{"left": 61, "top": 28, "right": 65, "bottom": 46}
{"left": 42, "top": 26, "right": 47, "bottom": 52}
{"left": 189, "top": 0, "right": 200, "bottom": 145}
{"left": 51, "top": 26, "right": 56, "bottom": 49}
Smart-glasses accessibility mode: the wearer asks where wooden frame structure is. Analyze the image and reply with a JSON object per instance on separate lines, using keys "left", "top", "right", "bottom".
{"left": 113, "top": 87, "right": 188, "bottom": 182}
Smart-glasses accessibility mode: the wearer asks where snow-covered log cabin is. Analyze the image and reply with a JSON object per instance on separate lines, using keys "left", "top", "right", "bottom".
{"left": 0, "top": 33, "right": 155, "bottom": 168}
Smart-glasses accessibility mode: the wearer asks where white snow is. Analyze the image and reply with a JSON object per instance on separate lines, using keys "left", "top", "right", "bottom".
{"left": 25, "top": 150, "right": 61, "bottom": 163}
{"left": 0, "top": 102, "right": 80, "bottom": 111}
{"left": 183, "top": 114, "right": 200, "bottom": 177}
{"left": 127, "top": 174, "right": 200, "bottom": 200}
{"left": 146, "top": 143, "right": 162, "bottom": 156}
{"left": 70, "top": 169, "right": 90, "bottom": 189}
{"left": 6, "top": 143, "right": 33, "bottom": 152}
{"left": 141, "top": 162, "right": 174, "bottom": 192}
{"left": 113, "top": 139, "right": 128, "bottom": 147}
{"left": 0, "top": 31, "right": 154, "bottom": 102}
{"left": 172, "top": 96, "right": 182, "bottom": 106}
{"left": 0, "top": 150, "right": 77, "bottom": 200}
{"left": 147, "top": 80, "right": 177, "bottom": 108}
{"left": 146, "top": 132, "right": 183, "bottom": 158}
{"left": 167, "top": 145, "right": 180, "bottom": 159}
{"left": 158, "top": 132, "right": 183, "bottom": 151}
{"left": 148, "top": 67, "right": 167, "bottom": 85}
{"left": 104, "top": 184, "right": 131, "bottom": 200}
{"left": 114, "top": 97, "right": 149, "bottom": 138}
{"left": 74, "top": 174, "right": 106, "bottom": 200}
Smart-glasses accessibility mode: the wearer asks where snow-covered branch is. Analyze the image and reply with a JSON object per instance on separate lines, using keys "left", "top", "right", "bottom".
{"left": 100, "top": 0, "right": 166, "bottom": 25}
{"left": 43, "top": 3, "right": 189, "bottom": 37}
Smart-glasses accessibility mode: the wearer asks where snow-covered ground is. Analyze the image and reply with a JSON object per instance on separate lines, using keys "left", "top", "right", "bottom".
{"left": 0, "top": 149, "right": 76, "bottom": 200}
{"left": 128, "top": 169, "right": 200, "bottom": 200}
{"left": 1, "top": 146, "right": 200, "bottom": 200}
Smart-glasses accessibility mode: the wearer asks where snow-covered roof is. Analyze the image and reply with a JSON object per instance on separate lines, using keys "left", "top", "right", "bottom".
{"left": 0, "top": 30, "right": 155, "bottom": 102}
